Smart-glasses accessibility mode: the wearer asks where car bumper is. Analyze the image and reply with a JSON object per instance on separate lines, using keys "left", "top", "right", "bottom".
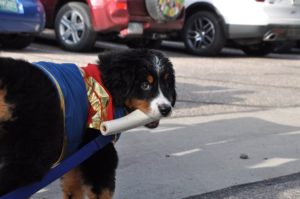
{"left": 131, "top": 16, "right": 184, "bottom": 32}
{"left": 0, "top": 0, "right": 45, "bottom": 34}
{"left": 227, "top": 24, "right": 300, "bottom": 41}
{"left": 89, "top": 1, "right": 129, "bottom": 32}
{"left": 89, "top": 1, "right": 183, "bottom": 36}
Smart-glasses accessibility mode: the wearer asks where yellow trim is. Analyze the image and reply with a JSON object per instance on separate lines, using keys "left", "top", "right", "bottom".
{"left": 35, "top": 65, "right": 67, "bottom": 166}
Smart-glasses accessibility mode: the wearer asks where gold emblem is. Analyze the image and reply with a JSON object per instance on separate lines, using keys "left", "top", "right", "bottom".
{"left": 84, "top": 76, "right": 110, "bottom": 130}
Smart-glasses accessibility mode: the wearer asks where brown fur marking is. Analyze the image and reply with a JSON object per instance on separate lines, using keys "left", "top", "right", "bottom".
{"left": 125, "top": 98, "right": 150, "bottom": 113}
{"left": 147, "top": 75, "right": 154, "bottom": 84}
{"left": 60, "top": 168, "right": 84, "bottom": 199}
{"left": 85, "top": 187, "right": 113, "bottom": 199}
{"left": 164, "top": 73, "right": 169, "bottom": 80}
{"left": 0, "top": 89, "right": 13, "bottom": 122}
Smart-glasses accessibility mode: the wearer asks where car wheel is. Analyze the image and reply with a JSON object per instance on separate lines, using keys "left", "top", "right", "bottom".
{"left": 0, "top": 34, "right": 34, "bottom": 49}
{"left": 55, "top": 2, "right": 96, "bottom": 52}
{"left": 126, "top": 39, "right": 162, "bottom": 49}
{"left": 145, "top": 0, "right": 184, "bottom": 22}
{"left": 182, "top": 11, "right": 225, "bottom": 56}
{"left": 242, "top": 43, "right": 276, "bottom": 56}
{"left": 273, "top": 41, "right": 295, "bottom": 54}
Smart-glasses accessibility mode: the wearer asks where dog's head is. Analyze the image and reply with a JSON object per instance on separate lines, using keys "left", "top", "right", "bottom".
{"left": 98, "top": 49, "right": 176, "bottom": 128}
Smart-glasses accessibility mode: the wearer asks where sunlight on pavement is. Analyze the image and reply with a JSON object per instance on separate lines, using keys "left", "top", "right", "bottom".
{"left": 278, "top": 188, "right": 300, "bottom": 198}
{"left": 192, "top": 88, "right": 240, "bottom": 94}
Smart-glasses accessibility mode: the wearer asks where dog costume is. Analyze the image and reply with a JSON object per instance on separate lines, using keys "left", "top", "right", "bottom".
{"left": 33, "top": 62, "right": 124, "bottom": 160}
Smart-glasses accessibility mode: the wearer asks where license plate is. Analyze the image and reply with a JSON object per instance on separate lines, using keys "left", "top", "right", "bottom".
{"left": 127, "top": 23, "right": 143, "bottom": 35}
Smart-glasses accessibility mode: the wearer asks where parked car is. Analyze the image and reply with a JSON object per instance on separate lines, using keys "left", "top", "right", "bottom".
{"left": 40, "top": 0, "right": 185, "bottom": 52}
{"left": 0, "top": 0, "right": 45, "bottom": 49}
{"left": 183, "top": 0, "right": 300, "bottom": 56}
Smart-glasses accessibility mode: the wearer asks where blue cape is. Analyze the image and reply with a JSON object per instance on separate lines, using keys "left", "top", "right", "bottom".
{"left": 33, "top": 62, "right": 88, "bottom": 157}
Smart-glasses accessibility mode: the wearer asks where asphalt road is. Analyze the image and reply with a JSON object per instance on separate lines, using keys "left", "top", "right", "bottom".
{"left": 2, "top": 33, "right": 300, "bottom": 199}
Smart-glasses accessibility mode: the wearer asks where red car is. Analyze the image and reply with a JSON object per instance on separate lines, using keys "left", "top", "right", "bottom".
{"left": 40, "top": 0, "right": 184, "bottom": 51}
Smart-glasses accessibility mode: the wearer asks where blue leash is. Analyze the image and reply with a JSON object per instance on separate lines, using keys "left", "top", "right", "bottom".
{"left": 0, "top": 134, "right": 113, "bottom": 199}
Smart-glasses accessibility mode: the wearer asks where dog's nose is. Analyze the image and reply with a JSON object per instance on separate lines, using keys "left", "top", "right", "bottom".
{"left": 158, "top": 104, "right": 172, "bottom": 117}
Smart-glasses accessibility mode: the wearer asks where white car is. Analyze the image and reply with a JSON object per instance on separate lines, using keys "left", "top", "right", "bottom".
{"left": 183, "top": 0, "right": 300, "bottom": 56}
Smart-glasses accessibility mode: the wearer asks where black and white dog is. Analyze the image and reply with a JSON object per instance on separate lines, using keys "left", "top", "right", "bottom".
{"left": 0, "top": 49, "right": 176, "bottom": 199}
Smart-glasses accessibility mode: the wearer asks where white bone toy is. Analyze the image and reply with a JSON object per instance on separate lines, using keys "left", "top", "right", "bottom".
{"left": 100, "top": 110, "right": 161, "bottom": 136}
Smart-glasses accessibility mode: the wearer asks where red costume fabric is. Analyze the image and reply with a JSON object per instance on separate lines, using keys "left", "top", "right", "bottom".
{"left": 81, "top": 64, "right": 114, "bottom": 129}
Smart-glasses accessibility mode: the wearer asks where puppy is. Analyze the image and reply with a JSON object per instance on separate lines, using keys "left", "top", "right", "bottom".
{"left": 0, "top": 49, "right": 176, "bottom": 199}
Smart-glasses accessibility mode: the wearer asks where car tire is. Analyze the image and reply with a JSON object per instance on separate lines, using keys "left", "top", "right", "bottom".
{"left": 182, "top": 11, "right": 225, "bottom": 56}
{"left": 0, "top": 34, "right": 34, "bottom": 49}
{"left": 126, "top": 39, "right": 162, "bottom": 49}
{"left": 55, "top": 2, "right": 96, "bottom": 52}
{"left": 296, "top": 40, "right": 300, "bottom": 49}
{"left": 145, "top": 0, "right": 184, "bottom": 22}
{"left": 242, "top": 43, "right": 276, "bottom": 56}
{"left": 273, "top": 41, "right": 294, "bottom": 54}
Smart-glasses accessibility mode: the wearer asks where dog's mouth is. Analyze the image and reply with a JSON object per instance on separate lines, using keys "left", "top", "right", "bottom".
{"left": 145, "top": 120, "right": 160, "bottom": 129}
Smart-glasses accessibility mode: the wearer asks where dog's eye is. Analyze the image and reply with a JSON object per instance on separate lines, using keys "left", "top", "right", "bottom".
{"left": 141, "top": 82, "right": 152, "bottom": 91}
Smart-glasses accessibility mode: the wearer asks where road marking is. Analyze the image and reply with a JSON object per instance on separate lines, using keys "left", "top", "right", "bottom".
{"left": 170, "top": 148, "right": 202, "bottom": 157}
{"left": 149, "top": 126, "right": 184, "bottom": 133}
{"left": 126, "top": 126, "right": 184, "bottom": 133}
{"left": 205, "top": 139, "right": 234, "bottom": 146}
{"left": 248, "top": 158, "right": 298, "bottom": 169}
{"left": 277, "top": 131, "right": 300, "bottom": 136}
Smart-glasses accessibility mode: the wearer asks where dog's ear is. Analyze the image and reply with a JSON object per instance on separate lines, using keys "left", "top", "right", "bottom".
{"left": 162, "top": 56, "right": 176, "bottom": 107}
{"left": 98, "top": 51, "right": 137, "bottom": 106}
{"left": 171, "top": 91, "right": 176, "bottom": 107}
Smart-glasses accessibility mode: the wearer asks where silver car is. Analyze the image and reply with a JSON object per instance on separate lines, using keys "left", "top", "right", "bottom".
{"left": 183, "top": 0, "right": 300, "bottom": 56}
